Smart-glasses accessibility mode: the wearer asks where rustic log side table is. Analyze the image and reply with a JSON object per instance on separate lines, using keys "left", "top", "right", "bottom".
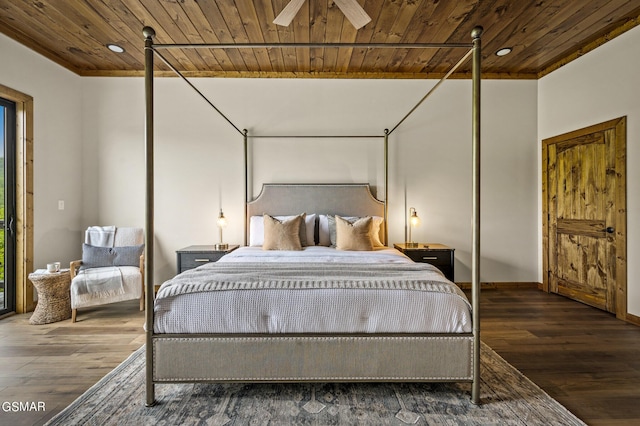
{"left": 28, "top": 269, "right": 72, "bottom": 325}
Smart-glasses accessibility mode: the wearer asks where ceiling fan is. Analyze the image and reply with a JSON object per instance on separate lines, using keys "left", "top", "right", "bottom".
{"left": 273, "top": 0, "right": 372, "bottom": 30}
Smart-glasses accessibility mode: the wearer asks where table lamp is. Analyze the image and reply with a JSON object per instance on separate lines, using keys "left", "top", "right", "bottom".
{"left": 215, "top": 209, "right": 228, "bottom": 250}
{"left": 406, "top": 207, "right": 421, "bottom": 248}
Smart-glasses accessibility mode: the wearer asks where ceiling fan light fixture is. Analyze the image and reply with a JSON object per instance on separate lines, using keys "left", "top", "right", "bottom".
{"left": 495, "top": 47, "right": 512, "bottom": 57}
{"left": 274, "top": 0, "right": 371, "bottom": 29}
{"left": 107, "top": 44, "right": 125, "bottom": 54}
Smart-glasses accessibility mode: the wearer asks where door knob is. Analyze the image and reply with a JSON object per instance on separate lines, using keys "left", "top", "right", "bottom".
{"left": 605, "top": 227, "right": 615, "bottom": 234}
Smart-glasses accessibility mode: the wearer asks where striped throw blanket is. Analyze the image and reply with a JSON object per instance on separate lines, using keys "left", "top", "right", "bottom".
{"left": 156, "top": 262, "right": 469, "bottom": 308}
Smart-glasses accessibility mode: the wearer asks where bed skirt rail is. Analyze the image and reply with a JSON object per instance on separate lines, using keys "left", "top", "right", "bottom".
{"left": 152, "top": 334, "right": 474, "bottom": 383}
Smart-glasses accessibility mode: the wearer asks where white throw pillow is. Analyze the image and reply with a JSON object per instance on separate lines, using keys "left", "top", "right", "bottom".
{"left": 250, "top": 214, "right": 316, "bottom": 246}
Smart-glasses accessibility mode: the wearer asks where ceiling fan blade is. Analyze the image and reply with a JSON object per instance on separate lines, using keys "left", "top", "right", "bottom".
{"left": 273, "top": 0, "right": 307, "bottom": 26}
{"left": 333, "top": 0, "right": 371, "bottom": 29}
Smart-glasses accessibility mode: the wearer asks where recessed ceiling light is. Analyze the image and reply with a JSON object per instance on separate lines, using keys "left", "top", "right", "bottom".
{"left": 495, "top": 47, "right": 512, "bottom": 57}
{"left": 107, "top": 44, "right": 125, "bottom": 53}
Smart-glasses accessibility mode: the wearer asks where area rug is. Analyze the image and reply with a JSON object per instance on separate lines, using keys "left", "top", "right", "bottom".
{"left": 46, "top": 342, "right": 585, "bottom": 425}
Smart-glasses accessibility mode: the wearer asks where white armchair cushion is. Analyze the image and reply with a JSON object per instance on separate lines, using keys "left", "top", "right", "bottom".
{"left": 84, "top": 226, "right": 144, "bottom": 247}
{"left": 71, "top": 266, "right": 142, "bottom": 310}
{"left": 114, "top": 227, "right": 144, "bottom": 246}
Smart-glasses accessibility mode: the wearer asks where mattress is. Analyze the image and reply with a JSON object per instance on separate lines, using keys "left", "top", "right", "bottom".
{"left": 154, "top": 247, "right": 472, "bottom": 334}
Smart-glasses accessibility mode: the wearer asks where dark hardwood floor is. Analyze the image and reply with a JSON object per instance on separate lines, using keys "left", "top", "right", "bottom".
{"left": 0, "top": 289, "right": 639, "bottom": 425}
{"left": 474, "top": 288, "right": 640, "bottom": 426}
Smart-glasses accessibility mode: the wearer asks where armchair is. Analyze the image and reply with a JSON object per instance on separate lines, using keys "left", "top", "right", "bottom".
{"left": 69, "top": 227, "right": 145, "bottom": 322}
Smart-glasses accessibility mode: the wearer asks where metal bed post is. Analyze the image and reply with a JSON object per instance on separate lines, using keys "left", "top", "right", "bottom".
{"left": 143, "top": 26, "right": 156, "bottom": 407}
{"left": 246, "top": 134, "right": 384, "bottom": 139}
{"left": 384, "top": 129, "right": 389, "bottom": 245}
{"left": 471, "top": 25, "right": 483, "bottom": 405}
{"left": 243, "top": 129, "right": 248, "bottom": 246}
{"left": 387, "top": 50, "right": 473, "bottom": 136}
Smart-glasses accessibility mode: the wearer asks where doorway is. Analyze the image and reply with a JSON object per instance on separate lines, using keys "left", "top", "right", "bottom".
{"left": 542, "top": 117, "right": 627, "bottom": 320}
{"left": 0, "top": 97, "right": 17, "bottom": 315}
{"left": 0, "top": 83, "right": 34, "bottom": 316}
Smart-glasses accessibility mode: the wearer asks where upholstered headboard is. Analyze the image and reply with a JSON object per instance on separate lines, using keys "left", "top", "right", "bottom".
{"left": 246, "top": 183, "right": 386, "bottom": 245}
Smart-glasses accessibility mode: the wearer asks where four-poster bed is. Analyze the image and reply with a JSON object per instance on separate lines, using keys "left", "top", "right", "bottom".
{"left": 143, "top": 26, "right": 483, "bottom": 406}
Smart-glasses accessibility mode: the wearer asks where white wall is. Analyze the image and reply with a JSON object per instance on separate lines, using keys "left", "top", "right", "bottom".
{"left": 1, "top": 29, "right": 540, "bottom": 289}
{"left": 82, "top": 77, "right": 538, "bottom": 284}
{"left": 0, "top": 33, "right": 86, "bottom": 270}
{"left": 538, "top": 25, "right": 640, "bottom": 316}
{"left": 392, "top": 80, "right": 539, "bottom": 282}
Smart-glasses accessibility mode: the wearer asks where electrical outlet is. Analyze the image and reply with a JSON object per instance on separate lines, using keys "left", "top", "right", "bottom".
{"left": 58, "top": 200, "right": 64, "bottom": 210}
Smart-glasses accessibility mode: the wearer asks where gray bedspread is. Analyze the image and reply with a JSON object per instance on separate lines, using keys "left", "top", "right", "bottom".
{"left": 153, "top": 261, "right": 473, "bottom": 334}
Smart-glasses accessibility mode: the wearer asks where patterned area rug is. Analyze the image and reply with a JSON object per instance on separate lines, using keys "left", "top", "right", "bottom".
{"left": 46, "top": 343, "right": 585, "bottom": 425}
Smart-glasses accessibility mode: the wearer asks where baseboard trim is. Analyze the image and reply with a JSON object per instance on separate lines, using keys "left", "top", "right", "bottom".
{"left": 626, "top": 312, "right": 640, "bottom": 327}
{"left": 456, "top": 282, "right": 541, "bottom": 290}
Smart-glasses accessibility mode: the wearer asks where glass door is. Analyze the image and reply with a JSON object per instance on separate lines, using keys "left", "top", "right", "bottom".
{"left": 0, "top": 97, "right": 16, "bottom": 315}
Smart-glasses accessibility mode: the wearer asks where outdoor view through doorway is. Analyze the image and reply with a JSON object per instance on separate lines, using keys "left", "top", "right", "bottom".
{"left": 0, "top": 97, "right": 16, "bottom": 315}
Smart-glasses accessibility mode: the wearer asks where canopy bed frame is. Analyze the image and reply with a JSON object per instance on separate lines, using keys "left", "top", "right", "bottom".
{"left": 143, "top": 26, "right": 483, "bottom": 406}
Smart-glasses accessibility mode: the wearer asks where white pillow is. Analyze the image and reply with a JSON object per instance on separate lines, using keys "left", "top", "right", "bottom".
{"left": 318, "top": 214, "right": 384, "bottom": 247}
{"left": 318, "top": 214, "right": 331, "bottom": 246}
{"left": 250, "top": 214, "right": 316, "bottom": 247}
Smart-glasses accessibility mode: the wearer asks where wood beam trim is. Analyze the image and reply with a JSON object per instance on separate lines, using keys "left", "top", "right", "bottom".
{"left": 538, "top": 13, "right": 640, "bottom": 78}
{"left": 614, "top": 117, "right": 627, "bottom": 320}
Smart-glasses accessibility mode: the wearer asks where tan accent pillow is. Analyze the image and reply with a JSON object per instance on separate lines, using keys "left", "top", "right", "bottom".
{"left": 327, "top": 215, "right": 384, "bottom": 248}
{"left": 263, "top": 214, "right": 303, "bottom": 251}
{"left": 335, "top": 216, "right": 373, "bottom": 251}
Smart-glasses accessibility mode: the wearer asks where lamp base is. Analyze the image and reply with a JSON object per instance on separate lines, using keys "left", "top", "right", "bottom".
{"left": 214, "top": 243, "right": 229, "bottom": 250}
{"left": 405, "top": 242, "right": 420, "bottom": 248}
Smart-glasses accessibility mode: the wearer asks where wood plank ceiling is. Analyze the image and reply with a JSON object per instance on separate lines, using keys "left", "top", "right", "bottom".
{"left": 1, "top": 0, "right": 639, "bottom": 79}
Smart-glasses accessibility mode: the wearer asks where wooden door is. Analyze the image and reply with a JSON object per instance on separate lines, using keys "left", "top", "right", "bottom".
{"left": 542, "top": 117, "right": 626, "bottom": 319}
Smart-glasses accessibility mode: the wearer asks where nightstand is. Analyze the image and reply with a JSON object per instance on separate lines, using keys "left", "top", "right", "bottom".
{"left": 176, "top": 245, "right": 239, "bottom": 274}
{"left": 394, "top": 243, "right": 455, "bottom": 281}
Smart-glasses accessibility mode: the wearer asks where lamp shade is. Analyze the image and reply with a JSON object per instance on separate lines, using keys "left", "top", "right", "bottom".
{"left": 217, "top": 210, "right": 227, "bottom": 228}
{"left": 407, "top": 207, "right": 421, "bottom": 248}
{"left": 410, "top": 209, "right": 421, "bottom": 227}
{"left": 215, "top": 209, "right": 229, "bottom": 250}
